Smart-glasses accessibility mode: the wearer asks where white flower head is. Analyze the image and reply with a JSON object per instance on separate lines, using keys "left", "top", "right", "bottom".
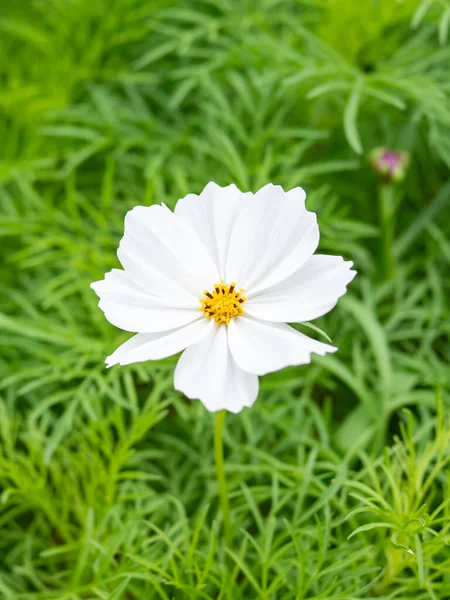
{"left": 91, "top": 183, "right": 356, "bottom": 413}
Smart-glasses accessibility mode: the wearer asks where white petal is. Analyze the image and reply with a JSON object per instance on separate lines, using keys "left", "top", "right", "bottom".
{"left": 91, "top": 269, "right": 199, "bottom": 332}
{"left": 106, "top": 318, "right": 214, "bottom": 367}
{"left": 228, "top": 316, "right": 336, "bottom": 375}
{"left": 174, "top": 325, "right": 259, "bottom": 413}
{"left": 225, "top": 184, "right": 318, "bottom": 294}
{"left": 91, "top": 268, "right": 186, "bottom": 307}
{"left": 117, "top": 203, "right": 219, "bottom": 302}
{"left": 245, "top": 255, "right": 356, "bottom": 323}
{"left": 117, "top": 236, "right": 195, "bottom": 307}
{"left": 175, "top": 182, "right": 251, "bottom": 279}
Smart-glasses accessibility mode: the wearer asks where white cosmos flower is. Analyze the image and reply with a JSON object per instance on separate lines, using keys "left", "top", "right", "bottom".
{"left": 91, "top": 183, "right": 356, "bottom": 413}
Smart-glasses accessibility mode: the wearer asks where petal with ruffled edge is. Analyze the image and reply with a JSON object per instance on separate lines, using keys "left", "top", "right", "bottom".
{"left": 226, "top": 184, "right": 319, "bottom": 294}
{"left": 117, "top": 203, "right": 219, "bottom": 304}
{"left": 175, "top": 182, "right": 252, "bottom": 279}
{"left": 245, "top": 255, "right": 356, "bottom": 323}
{"left": 91, "top": 269, "right": 200, "bottom": 333}
{"left": 228, "top": 315, "right": 336, "bottom": 375}
{"left": 174, "top": 325, "right": 259, "bottom": 413}
{"left": 106, "top": 317, "right": 214, "bottom": 367}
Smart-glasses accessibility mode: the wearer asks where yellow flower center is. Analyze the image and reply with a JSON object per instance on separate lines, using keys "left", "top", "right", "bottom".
{"left": 200, "top": 281, "right": 247, "bottom": 325}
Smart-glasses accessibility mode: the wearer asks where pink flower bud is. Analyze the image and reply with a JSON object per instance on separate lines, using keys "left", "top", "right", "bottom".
{"left": 369, "top": 147, "right": 410, "bottom": 183}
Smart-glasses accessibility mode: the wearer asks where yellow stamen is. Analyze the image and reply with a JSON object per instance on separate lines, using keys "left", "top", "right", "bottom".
{"left": 200, "top": 281, "right": 247, "bottom": 325}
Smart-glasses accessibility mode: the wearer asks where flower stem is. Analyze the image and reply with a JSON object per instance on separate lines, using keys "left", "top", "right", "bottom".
{"left": 214, "top": 409, "right": 232, "bottom": 547}
{"left": 378, "top": 183, "right": 396, "bottom": 281}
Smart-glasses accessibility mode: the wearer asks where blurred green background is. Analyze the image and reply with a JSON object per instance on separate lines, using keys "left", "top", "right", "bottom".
{"left": 1, "top": 0, "right": 450, "bottom": 598}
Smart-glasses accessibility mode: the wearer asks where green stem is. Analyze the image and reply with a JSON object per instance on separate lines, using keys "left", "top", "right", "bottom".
{"left": 378, "top": 183, "right": 396, "bottom": 281}
{"left": 214, "top": 409, "right": 232, "bottom": 547}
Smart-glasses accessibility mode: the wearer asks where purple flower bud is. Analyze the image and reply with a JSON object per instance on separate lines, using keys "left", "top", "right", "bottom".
{"left": 369, "top": 147, "right": 410, "bottom": 183}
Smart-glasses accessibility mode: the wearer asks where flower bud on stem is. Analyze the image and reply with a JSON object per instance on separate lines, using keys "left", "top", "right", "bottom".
{"left": 369, "top": 148, "right": 410, "bottom": 281}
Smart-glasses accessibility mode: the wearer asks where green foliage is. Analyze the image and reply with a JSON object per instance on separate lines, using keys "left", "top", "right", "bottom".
{"left": 0, "top": 0, "right": 449, "bottom": 597}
